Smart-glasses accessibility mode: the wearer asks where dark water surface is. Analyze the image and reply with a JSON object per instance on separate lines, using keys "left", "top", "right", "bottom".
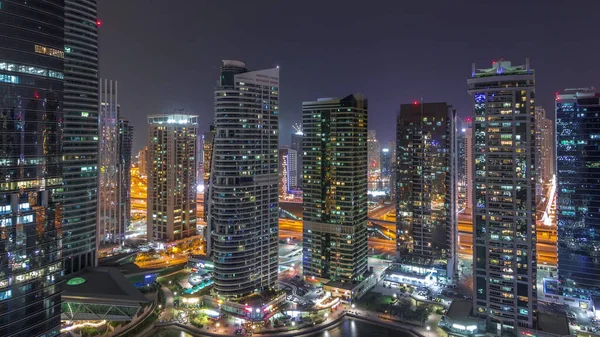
{"left": 151, "top": 318, "right": 412, "bottom": 337}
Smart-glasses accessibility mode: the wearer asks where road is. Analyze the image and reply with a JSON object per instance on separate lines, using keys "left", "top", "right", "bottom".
{"left": 279, "top": 220, "right": 396, "bottom": 254}
{"left": 368, "top": 203, "right": 396, "bottom": 221}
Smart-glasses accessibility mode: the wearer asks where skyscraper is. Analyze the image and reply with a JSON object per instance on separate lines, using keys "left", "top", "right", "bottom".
{"left": 464, "top": 119, "right": 473, "bottom": 215}
{"left": 0, "top": 3, "right": 65, "bottom": 336}
{"left": 380, "top": 147, "right": 392, "bottom": 178}
{"left": 302, "top": 94, "right": 369, "bottom": 283}
{"left": 200, "top": 125, "right": 215, "bottom": 226}
{"left": 62, "top": 0, "right": 99, "bottom": 274}
{"left": 279, "top": 147, "right": 297, "bottom": 196}
{"left": 202, "top": 125, "right": 215, "bottom": 193}
{"left": 367, "top": 129, "right": 381, "bottom": 178}
{"left": 138, "top": 146, "right": 149, "bottom": 177}
{"left": 98, "top": 80, "right": 121, "bottom": 244}
{"left": 468, "top": 59, "right": 537, "bottom": 331}
{"left": 147, "top": 114, "right": 198, "bottom": 242}
{"left": 456, "top": 122, "right": 467, "bottom": 210}
{"left": 209, "top": 60, "right": 279, "bottom": 297}
{"left": 556, "top": 88, "right": 600, "bottom": 297}
{"left": 119, "top": 118, "right": 133, "bottom": 240}
{"left": 395, "top": 102, "right": 457, "bottom": 284}
{"left": 291, "top": 125, "right": 303, "bottom": 190}
{"left": 534, "top": 107, "right": 554, "bottom": 198}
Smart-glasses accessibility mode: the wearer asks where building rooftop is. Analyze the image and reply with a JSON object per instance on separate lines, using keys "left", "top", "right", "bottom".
{"left": 445, "top": 300, "right": 473, "bottom": 322}
{"left": 61, "top": 267, "right": 149, "bottom": 306}
{"left": 537, "top": 312, "right": 570, "bottom": 336}
{"left": 471, "top": 59, "right": 533, "bottom": 78}
{"left": 325, "top": 271, "right": 374, "bottom": 291}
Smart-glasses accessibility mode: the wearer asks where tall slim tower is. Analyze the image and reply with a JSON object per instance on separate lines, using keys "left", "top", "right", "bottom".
{"left": 464, "top": 118, "right": 474, "bottom": 215}
{"left": 456, "top": 122, "right": 467, "bottom": 210}
{"left": 302, "top": 94, "right": 369, "bottom": 283}
{"left": 556, "top": 88, "right": 600, "bottom": 297}
{"left": 98, "top": 80, "right": 120, "bottom": 244}
{"left": 291, "top": 125, "right": 303, "bottom": 189}
{"left": 119, "top": 118, "right": 133, "bottom": 239}
{"left": 138, "top": 146, "right": 149, "bottom": 177}
{"left": 468, "top": 59, "right": 537, "bottom": 331}
{"left": 209, "top": 60, "right": 279, "bottom": 297}
{"left": 0, "top": 3, "right": 65, "bottom": 336}
{"left": 395, "top": 102, "right": 457, "bottom": 284}
{"left": 367, "top": 130, "right": 381, "bottom": 178}
{"left": 147, "top": 114, "right": 198, "bottom": 242}
{"left": 279, "top": 147, "right": 297, "bottom": 196}
{"left": 62, "top": 0, "right": 99, "bottom": 274}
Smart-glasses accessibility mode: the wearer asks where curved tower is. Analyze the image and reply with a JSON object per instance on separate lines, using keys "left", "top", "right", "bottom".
{"left": 209, "top": 60, "right": 279, "bottom": 297}
{"left": 62, "top": 0, "right": 99, "bottom": 273}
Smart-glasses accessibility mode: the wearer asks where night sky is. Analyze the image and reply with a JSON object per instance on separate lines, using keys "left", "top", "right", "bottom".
{"left": 98, "top": 0, "right": 600, "bottom": 153}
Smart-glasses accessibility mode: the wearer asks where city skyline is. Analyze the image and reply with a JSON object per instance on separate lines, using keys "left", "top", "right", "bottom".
{"left": 97, "top": 0, "right": 600, "bottom": 154}
{"left": 2, "top": 1, "right": 599, "bottom": 336}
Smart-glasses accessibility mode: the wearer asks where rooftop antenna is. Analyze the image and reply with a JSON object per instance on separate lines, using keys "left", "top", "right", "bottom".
{"left": 293, "top": 123, "right": 303, "bottom": 135}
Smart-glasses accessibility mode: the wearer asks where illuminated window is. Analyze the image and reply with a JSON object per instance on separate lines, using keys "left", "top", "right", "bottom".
{"left": 34, "top": 45, "right": 64, "bottom": 59}
{"left": 0, "top": 74, "right": 18, "bottom": 84}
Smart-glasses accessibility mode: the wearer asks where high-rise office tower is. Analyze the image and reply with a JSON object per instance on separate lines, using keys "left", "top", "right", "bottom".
{"left": 367, "top": 129, "right": 381, "bottom": 177}
{"left": 202, "top": 125, "right": 215, "bottom": 192}
{"left": 0, "top": 3, "right": 65, "bottom": 336}
{"left": 464, "top": 119, "right": 473, "bottom": 215}
{"left": 209, "top": 60, "right": 279, "bottom": 297}
{"left": 302, "top": 94, "right": 369, "bottom": 283}
{"left": 147, "top": 114, "right": 198, "bottom": 242}
{"left": 556, "top": 88, "right": 600, "bottom": 297}
{"left": 395, "top": 102, "right": 457, "bottom": 284}
{"left": 456, "top": 123, "right": 467, "bottom": 210}
{"left": 291, "top": 125, "right": 303, "bottom": 189}
{"left": 468, "top": 59, "right": 537, "bottom": 331}
{"left": 201, "top": 125, "right": 215, "bottom": 225}
{"left": 119, "top": 118, "right": 133, "bottom": 239}
{"left": 62, "top": 0, "right": 99, "bottom": 274}
{"left": 138, "top": 146, "right": 148, "bottom": 177}
{"left": 98, "top": 80, "right": 121, "bottom": 244}
{"left": 388, "top": 141, "right": 397, "bottom": 197}
{"left": 279, "top": 147, "right": 298, "bottom": 196}
{"left": 534, "top": 107, "right": 554, "bottom": 197}
{"left": 381, "top": 147, "right": 392, "bottom": 178}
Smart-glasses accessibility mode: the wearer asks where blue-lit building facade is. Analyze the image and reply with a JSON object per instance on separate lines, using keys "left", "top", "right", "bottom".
{"left": 0, "top": 2, "right": 65, "bottom": 336}
{"left": 556, "top": 89, "right": 600, "bottom": 304}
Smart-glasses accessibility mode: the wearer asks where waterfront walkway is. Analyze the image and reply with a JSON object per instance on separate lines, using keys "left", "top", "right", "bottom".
{"left": 146, "top": 308, "right": 427, "bottom": 337}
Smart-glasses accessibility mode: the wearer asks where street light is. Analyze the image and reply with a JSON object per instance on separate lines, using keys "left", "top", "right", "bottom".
{"left": 426, "top": 326, "right": 431, "bottom": 337}
{"left": 351, "top": 304, "right": 355, "bottom": 309}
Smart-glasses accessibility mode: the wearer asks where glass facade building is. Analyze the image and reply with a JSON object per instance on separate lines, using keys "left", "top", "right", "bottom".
{"left": 0, "top": 2, "right": 65, "bottom": 336}
{"left": 208, "top": 60, "right": 280, "bottom": 297}
{"left": 119, "top": 118, "right": 133, "bottom": 240}
{"left": 98, "top": 79, "right": 120, "bottom": 244}
{"left": 291, "top": 131, "right": 303, "bottom": 190}
{"left": 278, "top": 147, "right": 297, "bottom": 196}
{"left": 62, "top": 0, "right": 99, "bottom": 274}
{"left": 468, "top": 59, "right": 537, "bottom": 331}
{"left": 556, "top": 89, "right": 600, "bottom": 297}
{"left": 395, "top": 102, "right": 457, "bottom": 284}
{"left": 302, "top": 94, "right": 369, "bottom": 283}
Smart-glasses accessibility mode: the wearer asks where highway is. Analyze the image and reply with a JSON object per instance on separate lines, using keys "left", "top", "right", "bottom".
{"left": 130, "top": 163, "right": 556, "bottom": 265}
